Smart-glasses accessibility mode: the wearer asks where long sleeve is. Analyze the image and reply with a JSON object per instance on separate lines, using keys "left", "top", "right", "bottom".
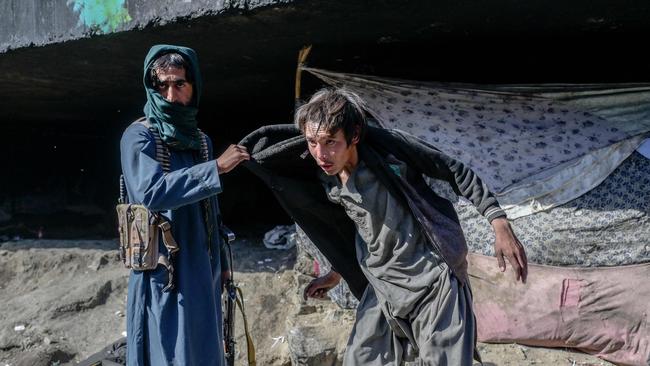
{"left": 120, "top": 123, "right": 222, "bottom": 211}
{"left": 388, "top": 129, "right": 506, "bottom": 222}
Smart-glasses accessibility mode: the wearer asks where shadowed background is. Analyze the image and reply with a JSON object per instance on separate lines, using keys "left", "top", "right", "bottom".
{"left": 1, "top": 0, "right": 648, "bottom": 238}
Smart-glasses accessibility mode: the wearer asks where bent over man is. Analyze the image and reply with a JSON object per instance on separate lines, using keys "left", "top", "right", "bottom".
{"left": 120, "top": 44, "right": 249, "bottom": 365}
{"left": 241, "top": 88, "right": 527, "bottom": 365}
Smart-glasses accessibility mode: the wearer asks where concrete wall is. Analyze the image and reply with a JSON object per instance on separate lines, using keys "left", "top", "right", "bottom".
{"left": 0, "top": 0, "right": 288, "bottom": 52}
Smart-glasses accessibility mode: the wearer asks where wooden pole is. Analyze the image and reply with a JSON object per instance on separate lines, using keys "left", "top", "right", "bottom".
{"left": 294, "top": 45, "right": 312, "bottom": 109}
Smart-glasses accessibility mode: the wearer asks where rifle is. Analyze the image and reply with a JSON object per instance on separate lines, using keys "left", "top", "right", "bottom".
{"left": 221, "top": 225, "right": 256, "bottom": 366}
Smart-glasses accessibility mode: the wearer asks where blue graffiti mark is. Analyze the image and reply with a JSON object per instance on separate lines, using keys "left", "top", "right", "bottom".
{"left": 68, "top": 0, "right": 132, "bottom": 34}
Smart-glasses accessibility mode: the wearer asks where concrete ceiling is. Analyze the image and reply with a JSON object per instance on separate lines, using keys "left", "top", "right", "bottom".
{"left": 1, "top": 0, "right": 649, "bottom": 128}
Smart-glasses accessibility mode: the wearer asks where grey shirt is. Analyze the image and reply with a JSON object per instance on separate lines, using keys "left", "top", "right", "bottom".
{"left": 321, "top": 160, "right": 446, "bottom": 318}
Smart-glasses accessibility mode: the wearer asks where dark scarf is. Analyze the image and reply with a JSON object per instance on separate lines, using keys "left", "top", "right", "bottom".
{"left": 142, "top": 44, "right": 203, "bottom": 150}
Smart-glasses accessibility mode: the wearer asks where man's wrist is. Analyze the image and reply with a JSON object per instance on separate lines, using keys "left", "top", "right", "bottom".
{"left": 491, "top": 217, "right": 511, "bottom": 234}
{"left": 327, "top": 271, "right": 342, "bottom": 282}
{"left": 485, "top": 206, "right": 507, "bottom": 222}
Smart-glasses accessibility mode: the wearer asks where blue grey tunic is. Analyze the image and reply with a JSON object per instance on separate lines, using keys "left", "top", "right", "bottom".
{"left": 120, "top": 123, "right": 226, "bottom": 366}
{"left": 321, "top": 161, "right": 476, "bottom": 365}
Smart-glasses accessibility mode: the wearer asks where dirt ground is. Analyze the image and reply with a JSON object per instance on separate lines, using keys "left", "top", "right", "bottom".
{"left": 0, "top": 231, "right": 615, "bottom": 366}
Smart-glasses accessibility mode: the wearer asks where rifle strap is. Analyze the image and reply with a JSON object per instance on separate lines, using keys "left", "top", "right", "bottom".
{"left": 236, "top": 286, "right": 257, "bottom": 366}
{"left": 157, "top": 253, "right": 174, "bottom": 292}
{"left": 148, "top": 213, "right": 180, "bottom": 292}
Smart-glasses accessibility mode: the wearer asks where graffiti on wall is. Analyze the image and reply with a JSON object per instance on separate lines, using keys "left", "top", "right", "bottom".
{"left": 67, "top": 0, "right": 132, "bottom": 34}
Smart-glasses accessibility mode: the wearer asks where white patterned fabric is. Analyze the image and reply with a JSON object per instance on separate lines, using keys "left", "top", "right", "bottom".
{"left": 304, "top": 68, "right": 650, "bottom": 218}
{"left": 498, "top": 135, "right": 645, "bottom": 217}
{"left": 428, "top": 152, "right": 650, "bottom": 266}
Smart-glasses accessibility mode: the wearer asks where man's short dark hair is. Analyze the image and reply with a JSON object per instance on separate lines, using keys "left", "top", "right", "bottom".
{"left": 149, "top": 52, "right": 194, "bottom": 86}
{"left": 295, "top": 88, "right": 367, "bottom": 145}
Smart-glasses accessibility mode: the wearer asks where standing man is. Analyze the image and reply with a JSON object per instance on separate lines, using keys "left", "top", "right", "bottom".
{"left": 120, "top": 44, "right": 249, "bottom": 365}
{"left": 241, "top": 88, "right": 527, "bottom": 365}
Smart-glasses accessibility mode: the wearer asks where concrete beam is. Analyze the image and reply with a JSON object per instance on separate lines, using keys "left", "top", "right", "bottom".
{"left": 0, "top": 0, "right": 287, "bottom": 52}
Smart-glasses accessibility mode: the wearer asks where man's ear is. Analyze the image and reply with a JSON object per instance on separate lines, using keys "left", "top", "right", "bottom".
{"left": 351, "top": 126, "right": 361, "bottom": 145}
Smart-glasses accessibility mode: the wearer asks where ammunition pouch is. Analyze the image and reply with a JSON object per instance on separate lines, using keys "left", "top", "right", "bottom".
{"left": 116, "top": 203, "right": 179, "bottom": 291}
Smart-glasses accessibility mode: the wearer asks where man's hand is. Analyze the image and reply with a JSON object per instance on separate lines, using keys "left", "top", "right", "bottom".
{"left": 303, "top": 271, "right": 342, "bottom": 300}
{"left": 491, "top": 217, "right": 528, "bottom": 283}
{"left": 216, "top": 144, "right": 250, "bottom": 174}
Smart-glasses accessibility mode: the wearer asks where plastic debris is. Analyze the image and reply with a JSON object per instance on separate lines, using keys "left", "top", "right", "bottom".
{"left": 263, "top": 225, "right": 297, "bottom": 250}
{"left": 313, "top": 260, "right": 321, "bottom": 277}
{"left": 270, "top": 335, "right": 285, "bottom": 349}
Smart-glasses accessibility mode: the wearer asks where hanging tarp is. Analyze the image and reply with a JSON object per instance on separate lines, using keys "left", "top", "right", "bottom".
{"left": 303, "top": 67, "right": 650, "bottom": 218}
{"left": 438, "top": 152, "right": 649, "bottom": 266}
